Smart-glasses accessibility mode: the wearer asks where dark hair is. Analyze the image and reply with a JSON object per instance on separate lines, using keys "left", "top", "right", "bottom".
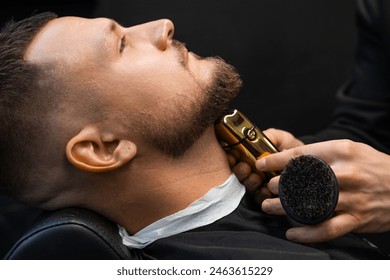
{"left": 0, "top": 12, "right": 58, "bottom": 198}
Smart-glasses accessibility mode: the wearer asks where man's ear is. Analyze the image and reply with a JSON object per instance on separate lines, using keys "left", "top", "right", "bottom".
{"left": 65, "top": 126, "right": 137, "bottom": 173}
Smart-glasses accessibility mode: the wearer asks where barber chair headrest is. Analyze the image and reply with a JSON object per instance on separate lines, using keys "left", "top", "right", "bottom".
{"left": 4, "top": 207, "right": 140, "bottom": 260}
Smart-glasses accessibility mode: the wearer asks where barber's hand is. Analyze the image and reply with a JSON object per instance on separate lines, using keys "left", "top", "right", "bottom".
{"left": 230, "top": 128, "right": 304, "bottom": 193}
{"left": 257, "top": 139, "right": 390, "bottom": 243}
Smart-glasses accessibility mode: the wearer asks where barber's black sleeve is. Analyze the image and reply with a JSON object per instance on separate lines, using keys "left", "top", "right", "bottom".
{"left": 301, "top": 0, "right": 390, "bottom": 154}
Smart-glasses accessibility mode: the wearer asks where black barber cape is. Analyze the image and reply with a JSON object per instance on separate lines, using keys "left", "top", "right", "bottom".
{"left": 129, "top": 193, "right": 387, "bottom": 260}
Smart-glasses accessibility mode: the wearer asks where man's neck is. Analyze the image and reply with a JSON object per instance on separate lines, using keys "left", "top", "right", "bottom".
{"left": 110, "top": 126, "right": 232, "bottom": 234}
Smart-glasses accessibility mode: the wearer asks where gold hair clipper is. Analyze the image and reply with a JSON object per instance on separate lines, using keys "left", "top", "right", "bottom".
{"left": 215, "top": 109, "right": 280, "bottom": 183}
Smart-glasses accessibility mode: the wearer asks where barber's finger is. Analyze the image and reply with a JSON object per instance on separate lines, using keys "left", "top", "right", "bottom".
{"left": 227, "top": 149, "right": 241, "bottom": 167}
{"left": 262, "top": 128, "right": 278, "bottom": 145}
{"left": 262, "top": 128, "right": 289, "bottom": 151}
{"left": 262, "top": 197, "right": 285, "bottom": 215}
{"left": 227, "top": 153, "right": 237, "bottom": 167}
{"left": 262, "top": 128, "right": 304, "bottom": 151}
{"left": 264, "top": 176, "right": 280, "bottom": 195}
{"left": 232, "top": 162, "right": 252, "bottom": 182}
{"left": 242, "top": 173, "right": 263, "bottom": 193}
{"left": 254, "top": 186, "right": 273, "bottom": 205}
{"left": 256, "top": 149, "right": 300, "bottom": 172}
{"left": 285, "top": 213, "right": 358, "bottom": 243}
{"left": 256, "top": 142, "right": 337, "bottom": 172}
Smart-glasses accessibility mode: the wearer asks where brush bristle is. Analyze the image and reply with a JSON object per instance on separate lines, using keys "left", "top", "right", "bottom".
{"left": 279, "top": 155, "right": 338, "bottom": 225}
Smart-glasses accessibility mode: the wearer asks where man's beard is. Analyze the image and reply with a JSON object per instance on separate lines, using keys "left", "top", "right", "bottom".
{"left": 137, "top": 56, "right": 242, "bottom": 157}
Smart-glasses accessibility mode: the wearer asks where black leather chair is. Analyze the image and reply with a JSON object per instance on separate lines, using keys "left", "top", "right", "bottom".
{"left": 4, "top": 207, "right": 140, "bottom": 260}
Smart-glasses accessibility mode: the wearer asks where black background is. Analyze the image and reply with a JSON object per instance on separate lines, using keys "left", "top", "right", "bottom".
{"left": 1, "top": 0, "right": 357, "bottom": 137}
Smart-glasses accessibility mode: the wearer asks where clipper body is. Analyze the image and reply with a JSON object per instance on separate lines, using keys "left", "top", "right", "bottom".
{"left": 215, "top": 109, "right": 280, "bottom": 182}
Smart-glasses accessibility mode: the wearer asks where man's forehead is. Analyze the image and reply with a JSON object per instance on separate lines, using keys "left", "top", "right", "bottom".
{"left": 24, "top": 16, "right": 113, "bottom": 63}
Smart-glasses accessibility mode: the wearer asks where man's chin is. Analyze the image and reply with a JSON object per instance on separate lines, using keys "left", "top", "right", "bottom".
{"left": 140, "top": 56, "right": 242, "bottom": 158}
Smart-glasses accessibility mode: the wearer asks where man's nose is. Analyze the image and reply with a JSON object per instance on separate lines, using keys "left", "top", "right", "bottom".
{"left": 125, "top": 19, "right": 174, "bottom": 50}
{"left": 152, "top": 19, "right": 174, "bottom": 50}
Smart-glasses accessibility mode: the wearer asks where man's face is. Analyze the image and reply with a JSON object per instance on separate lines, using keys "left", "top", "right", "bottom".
{"left": 25, "top": 16, "right": 241, "bottom": 157}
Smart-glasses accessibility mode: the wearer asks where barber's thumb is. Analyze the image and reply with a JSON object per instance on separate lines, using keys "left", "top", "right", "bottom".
{"left": 256, "top": 151, "right": 290, "bottom": 171}
{"left": 256, "top": 158, "right": 266, "bottom": 170}
{"left": 255, "top": 155, "right": 276, "bottom": 171}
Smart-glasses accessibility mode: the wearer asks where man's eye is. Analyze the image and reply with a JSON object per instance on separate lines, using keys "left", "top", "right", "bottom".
{"left": 119, "top": 36, "right": 126, "bottom": 53}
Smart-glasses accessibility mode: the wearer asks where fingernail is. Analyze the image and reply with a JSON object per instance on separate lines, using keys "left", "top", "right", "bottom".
{"left": 286, "top": 230, "right": 297, "bottom": 242}
{"left": 262, "top": 200, "right": 270, "bottom": 212}
{"left": 256, "top": 158, "right": 266, "bottom": 170}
